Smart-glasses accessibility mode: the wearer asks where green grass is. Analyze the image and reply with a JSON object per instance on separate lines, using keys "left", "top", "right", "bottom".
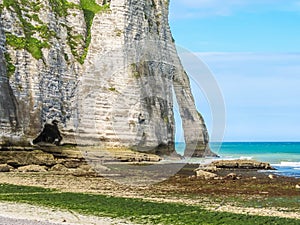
{"left": 230, "top": 196, "right": 300, "bottom": 210}
{"left": 0, "top": 184, "right": 53, "bottom": 194}
{"left": 0, "top": 184, "right": 298, "bottom": 225}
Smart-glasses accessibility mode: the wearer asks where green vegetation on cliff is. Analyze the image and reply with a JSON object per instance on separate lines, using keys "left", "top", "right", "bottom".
{"left": 3, "top": 0, "right": 50, "bottom": 61}
{"left": 49, "top": 0, "right": 78, "bottom": 17}
{"left": 47, "top": 0, "right": 110, "bottom": 64}
{"left": 1, "top": 0, "right": 110, "bottom": 74}
{"left": 5, "top": 33, "right": 49, "bottom": 60}
{"left": 79, "top": 0, "right": 110, "bottom": 64}
{"left": 4, "top": 52, "right": 15, "bottom": 78}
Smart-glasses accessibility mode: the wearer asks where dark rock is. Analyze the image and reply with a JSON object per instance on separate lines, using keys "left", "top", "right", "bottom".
{"left": 33, "top": 120, "right": 62, "bottom": 146}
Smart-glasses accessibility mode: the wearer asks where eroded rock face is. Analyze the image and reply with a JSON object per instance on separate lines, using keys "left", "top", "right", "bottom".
{"left": 0, "top": 0, "right": 211, "bottom": 157}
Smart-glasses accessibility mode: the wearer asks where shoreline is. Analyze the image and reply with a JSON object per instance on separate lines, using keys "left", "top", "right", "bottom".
{"left": 0, "top": 159, "right": 299, "bottom": 224}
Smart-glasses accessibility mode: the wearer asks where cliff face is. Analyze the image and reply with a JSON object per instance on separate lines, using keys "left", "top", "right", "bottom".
{"left": 0, "top": 21, "right": 19, "bottom": 135}
{"left": 0, "top": 0, "right": 210, "bottom": 157}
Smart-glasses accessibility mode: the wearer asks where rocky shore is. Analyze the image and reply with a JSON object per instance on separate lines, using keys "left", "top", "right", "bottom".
{"left": 0, "top": 146, "right": 300, "bottom": 221}
{"left": 0, "top": 145, "right": 280, "bottom": 186}
{"left": 193, "top": 159, "right": 275, "bottom": 180}
{"left": 0, "top": 145, "right": 161, "bottom": 175}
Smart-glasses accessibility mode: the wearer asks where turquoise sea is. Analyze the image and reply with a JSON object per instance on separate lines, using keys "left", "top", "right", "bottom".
{"left": 175, "top": 142, "right": 300, "bottom": 178}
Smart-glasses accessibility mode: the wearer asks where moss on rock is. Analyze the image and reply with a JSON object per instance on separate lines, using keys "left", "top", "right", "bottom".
{"left": 1, "top": 0, "right": 111, "bottom": 66}
{"left": 79, "top": 0, "right": 110, "bottom": 64}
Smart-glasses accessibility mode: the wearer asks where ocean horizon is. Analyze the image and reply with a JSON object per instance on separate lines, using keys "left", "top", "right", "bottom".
{"left": 175, "top": 142, "right": 300, "bottom": 178}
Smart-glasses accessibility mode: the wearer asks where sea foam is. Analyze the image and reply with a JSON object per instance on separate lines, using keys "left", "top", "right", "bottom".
{"left": 272, "top": 162, "right": 300, "bottom": 167}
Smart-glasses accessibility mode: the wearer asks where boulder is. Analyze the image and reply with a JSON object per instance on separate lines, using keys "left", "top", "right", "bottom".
{"left": 92, "top": 164, "right": 111, "bottom": 173}
{"left": 50, "top": 164, "right": 69, "bottom": 172}
{"left": 71, "top": 167, "right": 96, "bottom": 176}
{"left": 78, "top": 164, "right": 97, "bottom": 172}
{"left": 62, "top": 159, "right": 85, "bottom": 168}
{"left": 0, "top": 164, "right": 14, "bottom": 172}
{"left": 197, "top": 165, "right": 218, "bottom": 172}
{"left": 268, "top": 174, "right": 275, "bottom": 179}
{"left": 115, "top": 152, "right": 162, "bottom": 162}
{"left": 225, "top": 173, "right": 238, "bottom": 180}
{"left": 194, "top": 169, "right": 217, "bottom": 180}
{"left": 17, "top": 165, "right": 47, "bottom": 172}
{"left": 212, "top": 160, "right": 238, "bottom": 168}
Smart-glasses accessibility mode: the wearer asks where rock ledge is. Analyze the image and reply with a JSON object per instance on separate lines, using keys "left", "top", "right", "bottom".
{"left": 211, "top": 159, "right": 275, "bottom": 170}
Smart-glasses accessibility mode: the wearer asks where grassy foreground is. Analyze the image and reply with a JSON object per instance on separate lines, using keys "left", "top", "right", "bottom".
{"left": 0, "top": 184, "right": 298, "bottom": 225}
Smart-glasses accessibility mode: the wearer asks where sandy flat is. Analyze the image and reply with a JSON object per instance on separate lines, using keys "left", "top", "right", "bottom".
{"left": 0, "top": 202, "right": 137, "bottom": 225}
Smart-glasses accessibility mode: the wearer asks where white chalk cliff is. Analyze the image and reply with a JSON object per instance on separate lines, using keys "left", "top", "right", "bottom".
{"left": 0, "top": 0, "right": 211, "bottom": 157}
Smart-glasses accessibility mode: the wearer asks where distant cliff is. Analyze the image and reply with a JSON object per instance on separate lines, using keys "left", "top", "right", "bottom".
{"left": 0, "top": 0, "right": 211, "bottom": 157}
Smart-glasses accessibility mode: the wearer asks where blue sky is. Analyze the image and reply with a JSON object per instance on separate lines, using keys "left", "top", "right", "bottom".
{"left": 169, "top": 0, "right": 300, "bottom": 142}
